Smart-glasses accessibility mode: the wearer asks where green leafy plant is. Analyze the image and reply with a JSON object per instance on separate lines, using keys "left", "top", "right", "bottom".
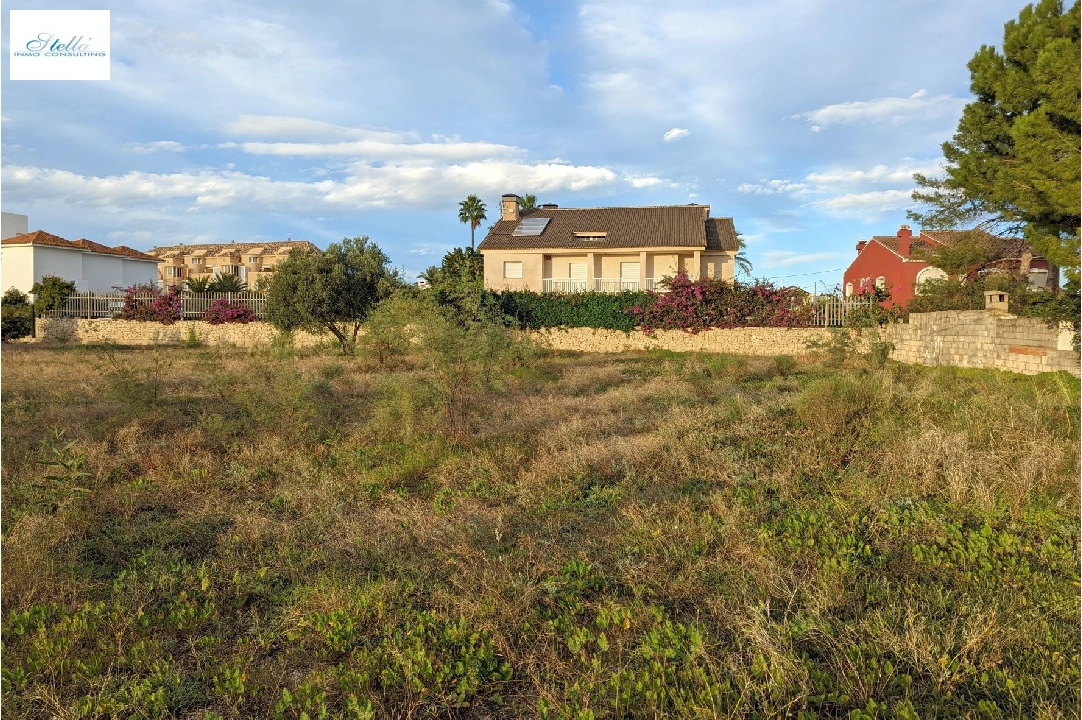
{"left": 30, "top": 275, "right": 76, "bottom": 316}
{"left": 2, "top": 287, "right": 33, "bottom": 341}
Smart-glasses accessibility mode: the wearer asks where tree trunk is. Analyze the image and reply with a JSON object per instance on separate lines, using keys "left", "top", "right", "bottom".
{"left": 325, "top": 323, "right": 352, "bottom": 355}
{"left": 1019, "top": 250, "right": 1033, "bottom": 277}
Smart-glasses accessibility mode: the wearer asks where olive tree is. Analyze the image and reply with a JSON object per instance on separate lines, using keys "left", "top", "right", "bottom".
{"left": 265, "top": 236, "right": 399, "bottom": 354}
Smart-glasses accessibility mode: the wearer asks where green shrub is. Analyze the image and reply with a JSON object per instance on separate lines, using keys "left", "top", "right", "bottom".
{"left": 30, "top": 275, "right": 76, "bottom": 316}
{"left": 2, "top": 287, "right": 33, "bottom": 341}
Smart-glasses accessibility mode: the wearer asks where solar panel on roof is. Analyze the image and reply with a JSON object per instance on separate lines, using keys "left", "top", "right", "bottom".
{"left": 512, "top": 217, "right": 551, "bottom": 236}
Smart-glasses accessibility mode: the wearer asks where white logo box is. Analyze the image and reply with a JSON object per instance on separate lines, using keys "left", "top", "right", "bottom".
{"left": 10, "top": 9, "right": 110, "bottom": 81}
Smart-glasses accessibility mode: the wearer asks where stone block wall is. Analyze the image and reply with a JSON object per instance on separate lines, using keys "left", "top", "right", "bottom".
{"left": 530, "top": 326, "right": 849, "bottom": 357}
{"left": 33, "top": 318, "right": 329, "bottom": 348}
{"left": 530, "top": 313, "right": 1079, "bottom": 377}
{"left": 885, "top": 310, "right": 1079, "bottom": 377}
{"left": 26, "top": 312, "right": 1081, "bottom": 378}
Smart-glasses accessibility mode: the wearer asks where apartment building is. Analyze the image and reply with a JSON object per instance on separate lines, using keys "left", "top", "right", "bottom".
{"left": 148, "top": 240, "right": 318, "bottom": 287}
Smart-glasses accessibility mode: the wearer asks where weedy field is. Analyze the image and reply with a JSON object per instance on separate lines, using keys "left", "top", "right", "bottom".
{"left": 1, "top": 337, "right": 1079, "bottom": 719}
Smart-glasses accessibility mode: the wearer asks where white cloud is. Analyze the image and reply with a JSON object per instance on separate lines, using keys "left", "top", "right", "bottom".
{"left": 237, "top": 139, "right": 520, "bottom": 161}
{"left": 126, "top": 141, "right": 186, "bottom": 154}
{"left": 662, "top": 127, "right": 689, "bottom": 142}
{"left": 811, "top": 189, "right": 913, "bottom": 217}
{"left": 1, "top": 159, "right": 620, "bottom": 212}
{"left": 737, "top": 179, "right": 809, "bottom": 195}
{"left": 225, "top": 115, "right": 406, "bottom": 143}
{"left": 797, "top": 90, "right": 965, "bottom": 127}
{"left": 760, "top": 250, "right": 843, "bottom": 269}
{"left": 805, "top": 159, "right": 942, "bottom": 187}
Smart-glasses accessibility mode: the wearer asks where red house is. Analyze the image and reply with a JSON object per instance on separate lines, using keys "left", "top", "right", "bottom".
{"left": 842, "top": 225, "right": 944, "bottom": 307}
{"left": 843, "top": 225, "right": 1060, "bottom": 307}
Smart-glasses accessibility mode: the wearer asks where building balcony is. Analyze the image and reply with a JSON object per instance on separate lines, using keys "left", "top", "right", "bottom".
{"left": 542, "top": 277, "right": 656, "bottom": 293}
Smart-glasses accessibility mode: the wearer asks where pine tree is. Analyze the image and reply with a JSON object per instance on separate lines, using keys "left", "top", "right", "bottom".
{"left": 909, "top": 0, "right": 1080, "bottom": 275}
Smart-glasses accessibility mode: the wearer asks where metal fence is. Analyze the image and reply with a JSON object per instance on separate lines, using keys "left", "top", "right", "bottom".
{"left": 51, "top": 292, "right": 269, "bottom": 320}
{"left": 804, "top": 294, "right": 879, "bottom": 327}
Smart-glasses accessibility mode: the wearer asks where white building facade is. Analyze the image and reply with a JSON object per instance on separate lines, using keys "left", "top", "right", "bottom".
{"left": 1, "top": 231, "right": 160, "bottom": 293}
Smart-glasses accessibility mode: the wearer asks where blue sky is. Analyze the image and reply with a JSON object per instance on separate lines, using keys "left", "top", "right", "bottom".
{"left": 1, "top": 0, "right": 1023, "bottom": 289}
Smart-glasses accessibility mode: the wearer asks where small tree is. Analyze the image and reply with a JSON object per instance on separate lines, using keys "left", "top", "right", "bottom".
{"left": 2, "top": 288, "right": 33, "bottom": 341}
{"left": 265, "top": 236, "right": 399, "bottom": 354}
{"left": 30, "top": 275, "right": 76, "bottom": 316}
{"left": 518, "top": 194, "right": 538, "bottom": 211}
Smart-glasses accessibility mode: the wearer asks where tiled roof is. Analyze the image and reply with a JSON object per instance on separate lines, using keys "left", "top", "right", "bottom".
{"left": 706, "top": 218, "right": 740, "bottom": 251}
{"left": 920, "top": 229, "right": 996, "bottom": 245}
{"left": 148, "top": 240, "right": 318, "bottom": 258}
{"left": 1, "top": 231, "right": 158, "bottom": 261}
{"left": 478, "top": 205, "right": 738, "bottom": 251}
{"left": 869, "top": 235, "right": 938, "bottom": 258}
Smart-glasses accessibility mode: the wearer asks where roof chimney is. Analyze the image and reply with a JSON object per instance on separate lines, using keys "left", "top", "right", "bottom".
{"left": 542, "top": 203, "right": 558, "bottom": 209}
{"left": 856, "top": 240, "right": 867, "bottom": 253}
{"left": 898, "top": 224, "right": 912, "bottom": 257}
{"left": 502, "top": 194, "right": 520, "bottom": 223}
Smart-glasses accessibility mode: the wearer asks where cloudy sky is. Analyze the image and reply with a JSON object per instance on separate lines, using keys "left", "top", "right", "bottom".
{"left": 1, "top": 0, "right": 1022, "bottom": 288}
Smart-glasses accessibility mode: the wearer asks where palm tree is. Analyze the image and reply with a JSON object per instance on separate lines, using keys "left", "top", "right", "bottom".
{"left": 208, "top": 272, "right": 247, "bottom": 292}
{"left": 458, "top": 195, "right": 487, "bottom": 251}
{"left": 734, "top": 234, "right": 753, "bottom": 278}
{"left": 519, "top": 194, "right": 538, "bottom": 211}
{"left": 185, "top": 276, "right": 211, "bottom": 292}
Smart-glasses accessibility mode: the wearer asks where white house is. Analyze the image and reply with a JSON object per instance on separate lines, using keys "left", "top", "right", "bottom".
{"left": 2, "top": 212, "right": 29, "bottom": 240}
{"left": 1, "top": 230, "right": 160, "bottom": 293}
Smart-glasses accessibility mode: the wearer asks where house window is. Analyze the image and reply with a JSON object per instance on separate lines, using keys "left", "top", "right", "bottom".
{"left": 166, "top": 266, "right": 184, "bottom": 278}
{"left": 569, "top": 263, "right": 587, "bottom": 280}
{"left": 875, "top": 276, "right": 886, "bottom": 290}
{"left": 845, "top": 282, "right": 853, "bottom": 297}
{"left": 504, "top": 261, "right": 523, "bottom": 279}
{"left": 191, "top": 258, "right": 202, "bottom": 265}
{"left": 248, "top": 256, "right": 259, "bottom": 263}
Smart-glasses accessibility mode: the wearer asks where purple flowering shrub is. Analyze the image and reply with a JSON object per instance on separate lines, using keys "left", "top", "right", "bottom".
{"left": 632, "top": 271, "right": 815, "bottom": 333}
{"left": 204, "top": 297, "right": 257, "bottom": 325}
{"left": 115, "top": 284, "right": 182, "bottom": 325}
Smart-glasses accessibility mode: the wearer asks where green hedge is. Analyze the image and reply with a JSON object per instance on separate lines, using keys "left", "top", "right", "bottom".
{"left": 2, "top": 288, "right": 33, "bottom": 341}
{"left": 496, "top": 290, "right": 653, "bottom": 332}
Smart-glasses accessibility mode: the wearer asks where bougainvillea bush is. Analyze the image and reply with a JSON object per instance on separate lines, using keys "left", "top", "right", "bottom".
{"left": 633, "top": 271, "right": 815, "bottom": 333}
{"left": 204, "top": 297, "right": 258, "bottom": 325}
{"left": 114, "top": 284, "right": 182, "bottom": 324}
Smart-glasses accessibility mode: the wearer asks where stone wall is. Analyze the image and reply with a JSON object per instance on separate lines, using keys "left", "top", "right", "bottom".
{"left": 530, "top": 326, "right": 847, "bottom": 357}
{"left": 530, "top": 312, "right": 1079, "bottom": 377}
{"left": 885, "top": 310, "right": 1079, "bottom": 377}
{"left": 33, "top": 318, "right": 329, "bottom": 348}
{"left": 28, "top": 311, "right": 1081, "bottom": 378}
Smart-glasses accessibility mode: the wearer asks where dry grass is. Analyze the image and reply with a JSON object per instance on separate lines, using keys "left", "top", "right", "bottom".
{"left": 1, "top": 341, "right": 1079, "bottom": 718}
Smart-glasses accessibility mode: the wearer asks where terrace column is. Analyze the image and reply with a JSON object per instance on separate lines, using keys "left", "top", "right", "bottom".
{"left": 587, "top": 252, "right": 596, "bottom": 291}
{"left": 693, "top": 250, "right": 701, "bottom": 280}
{"left": 639, "top": 251, "right": 647, "bottom": 289}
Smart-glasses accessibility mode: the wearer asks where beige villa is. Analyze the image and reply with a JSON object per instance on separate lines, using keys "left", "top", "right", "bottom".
{"left": 148, "top": 240, "right": 318, "bottom": 287}
{"left": 478, "top": 195, "right": 740, "bottom": 292}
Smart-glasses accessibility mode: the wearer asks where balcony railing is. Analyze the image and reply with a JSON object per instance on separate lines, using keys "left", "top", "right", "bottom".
{"left": 542, "top": 277, "right": 657, "bottom": 293}
{"left": 542, "top": 278, "right": 589, "bottom": 293}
